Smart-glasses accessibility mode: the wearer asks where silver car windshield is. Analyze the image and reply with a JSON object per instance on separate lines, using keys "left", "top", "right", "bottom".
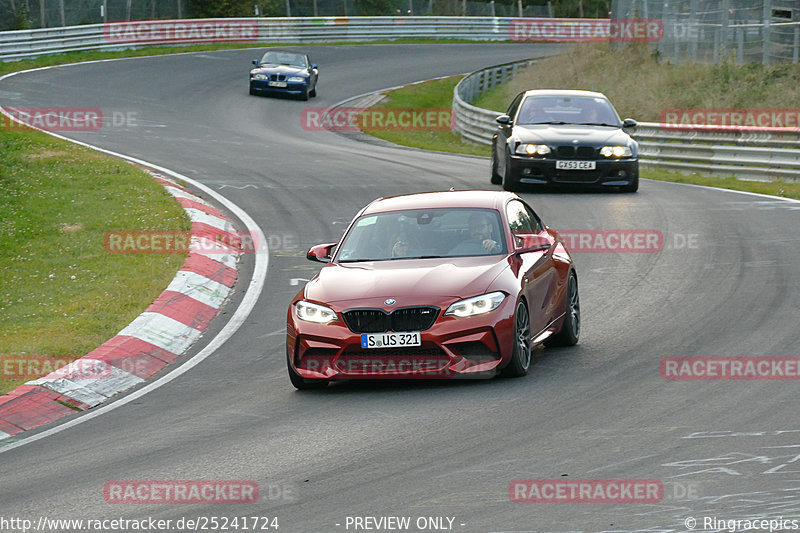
{"left": 335, "top": 208, "right": 506, "bottom": 262}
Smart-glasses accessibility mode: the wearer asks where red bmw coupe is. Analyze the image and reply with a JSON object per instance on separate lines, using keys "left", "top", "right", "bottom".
{"left": 286, "top": 190, "right": 579, "bottom": 389}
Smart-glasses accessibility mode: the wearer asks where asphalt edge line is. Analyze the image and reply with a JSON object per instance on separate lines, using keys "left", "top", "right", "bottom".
{"left": 0, "top": 68, "right": 269, "bottom": 453}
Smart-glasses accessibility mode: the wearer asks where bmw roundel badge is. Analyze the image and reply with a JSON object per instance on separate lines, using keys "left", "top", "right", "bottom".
{"left": 384, "top": 298, "right": 396, "bottom": 306}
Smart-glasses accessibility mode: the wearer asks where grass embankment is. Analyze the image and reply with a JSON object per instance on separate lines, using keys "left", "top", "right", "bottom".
{"left": 363, "top": 76, "right": 489, "bottom": 156}
{"left": 0, "top": 127, "right": 190, "bottom": 394}
{"left": 364, "top": 43, "right": 800, "bottom": 199}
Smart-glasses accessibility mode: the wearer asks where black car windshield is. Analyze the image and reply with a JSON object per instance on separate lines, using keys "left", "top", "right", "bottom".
{"left": 517, "top": 95, "right": 621, "bottom": 126}
{"left": 259, "top": 52, "right": 308, "bottom": 68}
{"left": 334, "top": 208, "right": 507, "bottom": 262}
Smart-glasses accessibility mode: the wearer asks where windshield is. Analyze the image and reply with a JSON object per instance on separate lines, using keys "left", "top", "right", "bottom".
{"left": 334, "top": 208, "right": 507, "bottom": 262}
{"left": 259, "top": 51, "right": 308, "bottom": 68}
{"left": 517, "top": 95, "right": 621, "bottom": 126}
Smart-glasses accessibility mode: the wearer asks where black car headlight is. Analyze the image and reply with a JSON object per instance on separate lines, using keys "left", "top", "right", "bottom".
{"left": 515, "top": 143, "right": 551, "bottom": 156}
{"left": 445, "top": 292, "right": 505, "bottom": 318}
{"left": 600, "top": 146, "right": 633, "bottom": 158}
{"left": 296, "top": 301, "right": 337, "bottom": 324}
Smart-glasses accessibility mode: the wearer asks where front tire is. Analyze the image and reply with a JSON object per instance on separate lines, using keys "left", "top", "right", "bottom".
{"left": 545, "top": 271, "right": 580, "bottom": 347}
{"left": 490, "top": 146, "right": 502, "bottom": 185}
{"left": 502, "top": 300, "right": 532, "bottom": 377}
{"left": 287, "top": 350, "right": 328, "bottom": 390}
{"left": 299, "top": 87, "right": 309, "bottom": 101}
{"left": 620, "top": 176, "right": 639, "bottom": 193}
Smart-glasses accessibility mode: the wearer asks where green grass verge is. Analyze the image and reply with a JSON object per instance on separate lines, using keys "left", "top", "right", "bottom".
{"left": 363, "top": 76, "right": 490, "bottom": 157}
{"left": 361, "top": 44, "right": 800, "bottom": 200}
{"left": 0, "top": 127, "right": 190, "bottom": 395}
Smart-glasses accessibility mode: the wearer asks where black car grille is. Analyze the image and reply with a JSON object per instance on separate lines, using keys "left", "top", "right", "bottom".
{"left": 269, "top": 74, "right": 286, "bottom": 81}
{"left": 556, "top": 145, "right": 596, "bottom": 159}
{"left": 342, "top": 307, "right": 440, "bottom": 333}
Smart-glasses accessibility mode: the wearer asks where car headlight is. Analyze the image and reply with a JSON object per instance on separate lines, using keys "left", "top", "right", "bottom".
{"left": 252, "top": 73, "right": 269, "bottom": 80}
{"left": 296, "top": 301, "right": 337, "bottom": 323}
{"left": 445, "top": 292, "right": 506, "bottom": 318}
{"left": 600, "top": 145, "right": 632, "bottom": 158}
{"left": 287, "top": 76, "right": 307, "bottom": 83}
{"left": 515, "top": 143, "right": 551, "bottom": 156}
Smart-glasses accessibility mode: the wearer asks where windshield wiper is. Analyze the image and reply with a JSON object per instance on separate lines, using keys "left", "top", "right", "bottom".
{"left": 389, "top": 255, "right": 444, "bottom": 260}
{"left": 572, "top": 122, "right": 619, "bottom": 127}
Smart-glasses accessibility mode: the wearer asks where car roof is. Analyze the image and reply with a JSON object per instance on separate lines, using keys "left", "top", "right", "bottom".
{"left": 521, "top": 89, "right": 608, "bottom": 99}
{"left": 361, "top": 190, "right": 521, "bottom": 215}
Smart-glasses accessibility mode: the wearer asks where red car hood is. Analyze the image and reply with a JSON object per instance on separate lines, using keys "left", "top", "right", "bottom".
{"left": 305, "top": 255, "right": 510, "bottom": 306}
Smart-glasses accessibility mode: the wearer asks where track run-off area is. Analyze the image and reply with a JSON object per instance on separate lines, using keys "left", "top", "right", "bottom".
{"left": 1, "top": 44, "right": 800, "bottom": 532}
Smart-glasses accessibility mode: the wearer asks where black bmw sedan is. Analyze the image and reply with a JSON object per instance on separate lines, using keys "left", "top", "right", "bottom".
{"left": 491, "top": 90, "right": 639, "bottom": 192}
{"left": 249, "top": 50, "right": 318, "bottom": 101}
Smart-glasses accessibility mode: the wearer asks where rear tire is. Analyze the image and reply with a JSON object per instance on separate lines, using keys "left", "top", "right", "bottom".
{"left": 501, "top": 300, "right": 532, "bottom": 377}
{"left": 545, "top": 271, "right": 580, "bottom": 347}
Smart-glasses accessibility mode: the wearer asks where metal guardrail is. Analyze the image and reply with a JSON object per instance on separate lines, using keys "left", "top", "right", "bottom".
{"left": 0, "top": 17, "right": 524, "bottom": 61}
{"left": 452, "top": 61, "right": 800, "bottom": 181}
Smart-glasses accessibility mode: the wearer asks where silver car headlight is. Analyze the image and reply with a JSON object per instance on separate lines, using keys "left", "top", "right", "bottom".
{"left": 445, "top": 292, "right": 506, "bottom": 318}
{"left": 287, "top": 76, "right": 307, "bottom": 83}
{"left": 600, "top": 145, "right": 632, "bottom": 158}
{"left": 515, "top": 143, "right": 551, "bottom": 156}
{"left": 252, "top": 73, "right": 269, "bottom": 80}
{"left": 296, "top": 301, "right": 337, "bottom": 324}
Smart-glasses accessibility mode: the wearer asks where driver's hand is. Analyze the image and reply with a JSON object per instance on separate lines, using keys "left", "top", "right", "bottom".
{"left": 392, "top": 241, "right": 408, "bottom": 257}
{"left": 482, "top": 239, "right": 499, "bottom": 253}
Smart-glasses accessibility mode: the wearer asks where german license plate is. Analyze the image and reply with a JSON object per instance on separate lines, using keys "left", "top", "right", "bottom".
{"left": 361, "top": 332, "right": 421, "bottom": 349}
{"left": 556, "top": 160, "right": 596, "bottom": 170}
{"left": 268, "top": 81, "right": 287, "bottom": 87}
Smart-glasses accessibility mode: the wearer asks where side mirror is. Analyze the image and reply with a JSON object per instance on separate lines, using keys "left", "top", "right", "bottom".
{"left": 622, "top": 118, "right": 637, "bottom": 129}
{"left": 514, "top": 233, "right": 552, "bottom": 254}
{"left": 312, "top": 64, "right": 318, "bottom": 70}
{"left": 307, "top": 243, "right": 336, "bottom": 263}
{"left": 252, "top": 59, "right": 259, "bottom": 66}
{"left": 496, "top": 114, "right": 512, "bottom": 125}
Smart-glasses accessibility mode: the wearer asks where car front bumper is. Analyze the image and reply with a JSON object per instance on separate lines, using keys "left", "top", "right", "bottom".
{"left": 286, "top": 297, "right": 518, "bottom": 380}
{"left": 508, "top": 155, "right": 639, "bottom": 187}
{"left": 250, "top": 79, "right": 308, "bottom": 95}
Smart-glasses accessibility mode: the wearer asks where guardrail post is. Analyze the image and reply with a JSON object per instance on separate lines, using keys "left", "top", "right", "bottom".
{"left": 737, "top": 26, "right": 743, "bottom": 64}
{"left": 794, "top": 25, "right": 799, "bottom": 64}
{"left": 762, "top": 0, "right": 771, "bottom": 65}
